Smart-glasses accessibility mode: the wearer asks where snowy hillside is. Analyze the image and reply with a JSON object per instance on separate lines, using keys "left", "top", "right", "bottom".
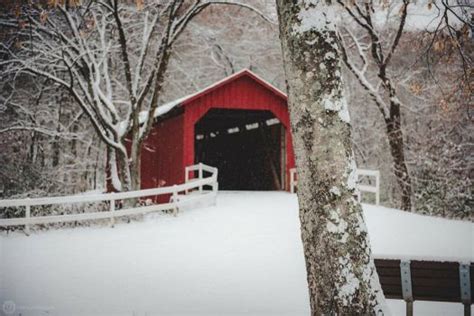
{"left": 0, "top": 192, "right": 472, "bottom": 316}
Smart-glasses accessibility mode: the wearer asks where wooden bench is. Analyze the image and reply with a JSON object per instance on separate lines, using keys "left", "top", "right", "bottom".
{"left": 375, "top": 259, "right": 473, "bottom": 316}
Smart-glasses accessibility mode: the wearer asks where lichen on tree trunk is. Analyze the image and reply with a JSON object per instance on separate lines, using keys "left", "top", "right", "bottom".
{"left": 276, "top": 1, "right": 388, "bottom": 314}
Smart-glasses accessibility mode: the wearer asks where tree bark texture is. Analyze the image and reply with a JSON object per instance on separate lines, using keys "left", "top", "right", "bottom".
{"left": 385, "top": 102, "right": 412, "bottom": 211}
{"left": 276, "top": 1, "right": 388, "bottom": 314}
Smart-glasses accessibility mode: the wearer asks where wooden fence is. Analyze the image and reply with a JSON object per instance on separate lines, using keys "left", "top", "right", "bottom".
{"left": 356, "top": 168, "right": 380, "bottom": 205}
{"left": 289, "top": 167, "right": 380, "bottom": 205}
{"left": 0, "top": 163, "right": 218, "bottom": 234}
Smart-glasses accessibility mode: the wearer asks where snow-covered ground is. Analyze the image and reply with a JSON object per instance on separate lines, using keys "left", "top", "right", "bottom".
{"left": 0, "top": 192, "right": 472, "bottom": 316}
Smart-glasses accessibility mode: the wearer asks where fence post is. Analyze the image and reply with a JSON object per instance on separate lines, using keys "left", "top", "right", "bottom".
{"left": 355, "top": 171, "right": 361, "bottom": 203}
{"left": 290, "top": 170, "right": 294, "bottom": 194}
{"left": 212, "top": 167, "right": 218, "bottom": 205}
{"left": 198, "top": 163, "right": 203, "bottom": 194}
{"left": 290, "top": 168, "right": 297, "bottom": 194}
{"left": 290, "top": 169, "right": 293, "bottom": 193}
{"left": 25, "top": 199, "right": 30, "bottom": 236}
{"left": 185, "top": 166, "right": 190, "bottom": 194}
{"left": 172, "top": 185, "right": 179, "bottom": 216}
{"left": 375, "top": 171, "right": 380, "bottom": 205}
{"left": 109, "top": 193, "right": 115, "bottom": 227}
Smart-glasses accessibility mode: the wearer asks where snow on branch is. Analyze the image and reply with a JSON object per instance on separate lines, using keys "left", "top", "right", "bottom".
{"left": 1, "top": 0, "right": 275, "bottom": 192}
{"left": 0, "top": 125, "right": 80, "bottom": 140}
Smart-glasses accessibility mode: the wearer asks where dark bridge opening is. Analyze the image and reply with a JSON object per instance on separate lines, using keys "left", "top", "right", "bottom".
{"left": 195, "top": 109, "right": 284, "bottom": 191}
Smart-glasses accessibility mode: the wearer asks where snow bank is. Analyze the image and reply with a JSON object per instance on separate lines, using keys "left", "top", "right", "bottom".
{"left": 0, "top": 192, "right": 472, "bottom": 315}
{"left": 0, "top": 192, "right": 308, "bottom": 315}
{"left": 363, "top": 203, "right": 473, "bottom": 262}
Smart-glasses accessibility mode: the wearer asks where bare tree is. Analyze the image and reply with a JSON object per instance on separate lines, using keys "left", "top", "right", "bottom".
{"left": 335, "top": 0, "right": 472, "bottom": 211}
{"left": 165, "top": 1, "right": 283, "bottom": 97}
{"left": 335, "top": 0, "right": 414, "bottom": 210}
{"left": 0, "top": 0, "right": 272, "bottom": 193}
{"left": 276, "top": 1, "right": 387, "bottom": 314}
{"left": 0, "top": 93, "right": 103, "bottom": 200}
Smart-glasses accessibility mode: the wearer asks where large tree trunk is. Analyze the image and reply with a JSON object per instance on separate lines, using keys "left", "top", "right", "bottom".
{"left": 276, "top": 1, "right": 388, "bottom": 314}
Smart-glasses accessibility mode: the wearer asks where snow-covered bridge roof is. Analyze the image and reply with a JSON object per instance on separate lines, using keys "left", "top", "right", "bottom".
{"left": 152, "top": 68, "right": 287, "bottom": 120}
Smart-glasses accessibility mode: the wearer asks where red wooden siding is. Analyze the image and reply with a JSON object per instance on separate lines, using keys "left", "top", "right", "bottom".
{"left": 141, "top": 114, "right": 185, "bottom": 192}
{"left": 181, "top": 75, "right": 295, "bottom": 189}
{"left": 139, "top": 70, "right": 296, "bottom": 191}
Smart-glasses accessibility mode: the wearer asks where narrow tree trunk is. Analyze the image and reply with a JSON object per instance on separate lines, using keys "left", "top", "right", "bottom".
{"left": 114, "top": 148, "right": 132, "bottom": 192}
{"left": 109, "top": 145, "right": 140, "bottom": 206}
{"left": 71, "top": 122, "right": 79, "bottom": 157}
{"left": 385, "top": 104, "right": 412, "bottom": 211}
{"left": 123, "top": 149, "right": 140, "bottom": 207}
{"left": 129, "top": 149, "right": 142, "bottom": 192}
{"left": 276, "top": 1, "right": 387, "bottom": 314}
{"left": 28, "top": 131, "right": 38, "bottom": 164}
{"left": 52, "top": 106, "right": 62, "bottom": 167}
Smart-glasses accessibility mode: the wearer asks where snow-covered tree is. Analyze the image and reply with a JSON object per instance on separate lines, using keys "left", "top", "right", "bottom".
{"left": 0, "top": 68, "right": 104, "bottom": 198}
{"left": 276, "top": 1, "right": 387, "bottom": 314}
{"left": 165, "top": 0, "right": 283, "bottom": 91}
{"left": 336, "top": 0, "right": 414, "bottom": 210}
{"left": 336, "top": 0, "right": 472, "bottom": 214}
{"left": 0, "top": 0, "right": 271, "bottom": 193}
{"left": 337, "top": 0, "right": 472, "bottom": 211}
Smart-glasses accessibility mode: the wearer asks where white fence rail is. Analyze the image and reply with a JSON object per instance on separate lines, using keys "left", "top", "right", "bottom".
{"left": 355, "top": 169, "right": 380, "bottom": 205}
{"left": 289, "top": 168, "right": 380, "bottom": 205}
{"left": 185, "top": 163, "right": 218, "bottom": 194}
{"left": 0, "top": 163, "right": 218, "bottom": 234}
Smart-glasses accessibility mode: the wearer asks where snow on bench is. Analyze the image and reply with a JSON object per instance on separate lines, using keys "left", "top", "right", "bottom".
{"left": 363, "top": 203, "right": 473, "bottom": 315}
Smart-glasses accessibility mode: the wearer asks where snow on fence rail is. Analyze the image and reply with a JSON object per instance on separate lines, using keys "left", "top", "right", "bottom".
{"left": 289, "top": 168, "right": 380, "bottom": 205}
{"left": 0, "top": 163, "right": 218, "bottom": 234}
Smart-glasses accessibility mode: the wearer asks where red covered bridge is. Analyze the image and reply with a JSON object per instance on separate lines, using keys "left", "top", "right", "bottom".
{"left": 140, "top": 69, "right": 295, "bottom": 192}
